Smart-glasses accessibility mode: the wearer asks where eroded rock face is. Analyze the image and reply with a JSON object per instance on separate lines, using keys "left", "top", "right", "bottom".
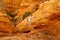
{"left": 3, "top": 0, "right": 41, "bottom": 11}
{"left": 0, "top": 0, "right": 60, "bottom": 40}
{"left": 15, "top": 0, "right": 60, "bottom": 33}
{"left": 0, "top": 29, "right": 60, "bottom": 40}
